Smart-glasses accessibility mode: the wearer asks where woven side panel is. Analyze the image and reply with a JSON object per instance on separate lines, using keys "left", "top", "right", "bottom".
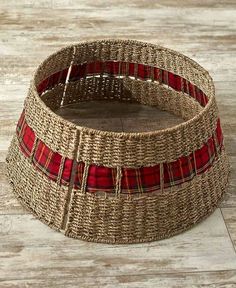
{"left": 34, "top": 46, "right": 74, "bottom": 86}
{"left": 60, "top": 77, "right": 202, "bottom": 121}
{"left": 63, "top": 77, "right": 126, "bottom": 105}
{"left": 23, "top": 80, "right": 218, "bottom": 167}
{"left": 24, "top": 85, "right": 78, "bottom": 159}
{"left": 77, "top": 98, "right": 219, "bottom": 167}
{"left": 41, "top": 84, "right": 64, "bottom": 111}
{"left": 122, "top": 77, "right": 202, "bottom": 120}
{"left": 72, "top": 40, "right": 214, "bottom": 97}
{"left": 25, "top": 82, "right": 214, "bottom": 167}
{"left": 6, "top": 134, "right": 68, "bottom": 230}
{"left": 65, "top": 148, "right": 229, "bottom": 244}
{"left": 26, "top": 40, "right": 218, "bottom": 166}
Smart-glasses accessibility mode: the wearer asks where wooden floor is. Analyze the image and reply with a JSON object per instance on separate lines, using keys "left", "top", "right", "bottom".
{"left": 1, "top": 1, "right": 236, "bottom": 287}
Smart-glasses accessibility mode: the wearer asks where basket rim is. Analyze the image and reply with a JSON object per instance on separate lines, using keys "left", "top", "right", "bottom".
{"left": 30, "top": 38, "right": 215, "bottom": 139}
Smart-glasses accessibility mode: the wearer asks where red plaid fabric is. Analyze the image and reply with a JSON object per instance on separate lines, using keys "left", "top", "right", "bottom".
{"left": 37, "top": 61, "right": 208, "bottom": 107}
{"left": 168, "top": 73, "right": 182, "bottom": 92}
{"left": 163, "top": 154, "right": 195, "bottom": 188}
{"left": 194, "top": 137, "right": 216, "bottom": 174}
{"left": 16, "top": 109, "right": 25, "bottom": 137}
{"left": 19, "top": 124, "right": 35, "bottom": 157}
{"left": 16, "top": 111, "right": 223, "bottom": 194}
{"left": 136, "top": 63, "right": 152, "bottom": 80}
{"left": 32, "top": 140, "right": 62, "bottom": 182}
{"left": 121, "top": 165, "right": 160, "bottom": 194}
{"left": 60, "top": 158, "right": 73, "bottom": 186}
{"left": 37, "top": 68, "right": 69, "bottom": 95}
{"left": 86, "top": 164, "right": 117, "bottom": 192}
{"left": 74, "top": 162, "right": 85, "bottom": 189}
{"left": 60, "top": 159, "right": 84, "bottom": 188}
{"left": 17, "top": 110, "right": 35, "bottom": 157}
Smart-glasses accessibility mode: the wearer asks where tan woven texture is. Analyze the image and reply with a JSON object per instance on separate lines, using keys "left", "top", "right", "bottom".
{"left": 6, "top": 39, "right": 230, "bottom": 244}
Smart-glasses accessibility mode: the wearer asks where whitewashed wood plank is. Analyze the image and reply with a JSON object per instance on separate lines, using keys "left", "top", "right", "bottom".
{"left": 0, "top": 5, "right": 235, "bottom": 62}
{"left": 0, "top": 85, "right": 27, "bottom": 102}
{"left": 0, "top": 163, "right": 25, "bottom": 215}
{"left": 222, "top": 208, "right": 236, "bottom": 251}
{"left": 1, "top": 270, "right": 236, "bottom": 288}
{"left": 220, "top": 157, "right": 236, "bottom": 208}
{"left": 0, "top": 0, "right": 236, "bottom": 9}
{"left": 0, "top": 209, "right": 236, "bottom": 282}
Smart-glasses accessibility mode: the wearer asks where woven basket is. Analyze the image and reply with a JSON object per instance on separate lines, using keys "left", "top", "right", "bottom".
{"left": 6, "top": 39, "right": 230, "bottom": 244}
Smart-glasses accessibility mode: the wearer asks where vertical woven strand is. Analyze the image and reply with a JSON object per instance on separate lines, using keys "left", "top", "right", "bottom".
{"left": 125, "top": 62, "right": 129, "bottom": 77}
{"left": 57, "top": 157, "right": 66, "bottom": 186}
{"left": 115, "top": 166, "right": 122, "bottom": 197}
{"left": 81, "top": 162, "right": 90, "bottom": 194}
{"left": 213, "top": 131, "right": 220, "bottom": 159}
{"left": 29, "top": 137, "right": 38, "bottom": 209}
{"left": 160, "top": 163, "right": 164, "bottom": 192}
{"left": 193, "top": 152, "right": 198, "bottom": 176}
{"left": 150, "top": 66, "right": 155, "bottom": 82}
{"left": 29, "top": 137, "right": 38, "bottom": 161}
{"left": 18, "top": 116, "right": 26, "bottom": 142}
{"left": 60, "top": 46, "right": 76, "bottom": 107}
{"left": 165, "top": 70, "right": 169, "bottom": 87}
{"left": 181, "top": 76, "right": 184, "bottom": 93}
{"left": 159, "top": 69, "right": 163, "bottom": 84}
{"left": 61, "top": 130, "right": 80, "bottom": 230}
{"left": 134, "top": 62, "right": 138, "bottom": 80}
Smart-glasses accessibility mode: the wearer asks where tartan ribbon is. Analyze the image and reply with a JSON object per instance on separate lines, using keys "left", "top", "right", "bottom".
{"left": 37, "top": 61, "right": 208, "bottom": 107}
{"left": 16, "top": 110, "right": 223, "bottom": 194}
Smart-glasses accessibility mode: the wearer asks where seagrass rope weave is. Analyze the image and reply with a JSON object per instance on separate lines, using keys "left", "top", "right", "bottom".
{"left": 6, "top": 39, "right": 230, "bottom": 244}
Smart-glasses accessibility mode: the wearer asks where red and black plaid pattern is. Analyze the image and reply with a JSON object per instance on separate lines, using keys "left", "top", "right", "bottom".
{"left": 32, "top": 140, "right": 62, "bottom": 182}
{"left": 60, "top": 158, "right": 73, "bottom": 185}
{"left": 37, "top": 61, "right": 208, "bottom": 107}
{"left": 16, "top": 110, "right": 35, "bottom": 157}
{"left": 163, "top": 135, "right": 219, "bottom": 188}
{"left": 37, "top": 68, "right": 69, "bottom": 95}
{"left": 15, "top": 112, "right": 85, "bottom": 188}
{"left": 74, "top": 162, "right": 85, "bottom": 189}
{"left": 194, "top": 137, "right": 217, "bottom": 174}
{"left": 86, "top": 164, "right": 117, "bottom": 192}
{"left": 163, "top": 154, "right": 195, "bottom": 188}
{"left": 16, "top": 109, "right": 25, "bottom": 137}
{"left": 121, "top": 165, "right": 160, "bottom": 194}
{"left": 31, "top": 140, "right": 85, "bottom": 188}
{"left": 16, "top": 111, "right": 223, "bottom": 194}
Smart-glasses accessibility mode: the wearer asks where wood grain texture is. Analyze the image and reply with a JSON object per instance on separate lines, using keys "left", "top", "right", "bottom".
{"left": 1, "top": 211, "right": 236, "bottom": 281}
{"left": 1, "top": 272, "right": 236, "bottom": 288}
{"left": 0, "top": 0, "right": 236, "bottom": 287}
{"left": 222, "top": 208, "right": 236, "bottom": 251}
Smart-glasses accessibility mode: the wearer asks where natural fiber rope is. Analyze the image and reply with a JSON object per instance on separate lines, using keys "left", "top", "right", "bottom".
{"left": 6, "top": 39, "right": 230, "bottom": 244}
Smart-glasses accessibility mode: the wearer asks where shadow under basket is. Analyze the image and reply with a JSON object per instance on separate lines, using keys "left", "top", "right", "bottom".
{"left": 6, "top": 39, "right": 230, "bottom": 244}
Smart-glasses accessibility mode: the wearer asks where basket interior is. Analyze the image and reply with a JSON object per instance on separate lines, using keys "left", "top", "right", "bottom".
{"left": 35, "top": 42, "right": 209, "bottom": 133}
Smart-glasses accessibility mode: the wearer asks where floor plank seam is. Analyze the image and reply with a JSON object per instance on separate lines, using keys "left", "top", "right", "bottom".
{"left": 1, "top": 269, "right": 236, "bottom": 282}
{"left": 220, "top": 208, "right": 236, "bottom": 254}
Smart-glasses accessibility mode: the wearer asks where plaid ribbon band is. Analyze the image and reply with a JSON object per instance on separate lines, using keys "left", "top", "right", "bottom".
{"left": 16, "top": 111, "right": 35, "bottom": 157}
{"left": 16, "top": 111, "right": 223, "bottom": 194}
{"left": 37, "top": 61, "right": 208, "bottom": 107}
